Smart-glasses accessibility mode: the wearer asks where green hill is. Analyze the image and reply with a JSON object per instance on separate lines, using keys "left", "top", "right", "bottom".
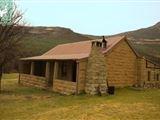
{"left": 116, "top": 22, "right": 160, "bottom": 39}
{"left": 20, "top": 26, "right": 90, "bottom": 57}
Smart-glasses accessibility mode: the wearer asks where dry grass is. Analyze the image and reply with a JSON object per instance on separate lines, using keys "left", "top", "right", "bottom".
{"left": 0, "top": 73, "right": 160, "bottom": 120}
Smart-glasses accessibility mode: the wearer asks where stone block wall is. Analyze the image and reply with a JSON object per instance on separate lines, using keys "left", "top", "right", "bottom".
{"left": 77, "top": 60, "right": 87, "bottom": 93}
{"left": 53, "top": 79, "right": 77, "bottom": 95}
{"left": 137, "top": 58, "right": 160, "bottom": 88}
{"left": 105, "top": 39, "right": 137, "bottom": 87}
{"left": 144, "top": 81, "right": 160, "bottom": 88}
{"left": 19, "top": 74, "right": 48, "bottom": 89}
{"left": 137, "top": 58, "right": 147, "bottom": 86}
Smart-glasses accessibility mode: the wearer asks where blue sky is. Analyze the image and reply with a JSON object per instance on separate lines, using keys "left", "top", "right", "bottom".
{"left": 16, "top": 0, "right": 160, "bottom": 35}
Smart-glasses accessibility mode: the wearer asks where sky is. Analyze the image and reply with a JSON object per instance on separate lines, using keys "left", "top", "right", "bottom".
{"left": 15, "top": 0, "right": 160, "bottom": 35}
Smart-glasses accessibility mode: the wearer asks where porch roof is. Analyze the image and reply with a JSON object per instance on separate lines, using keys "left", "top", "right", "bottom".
{"left": 21, "top": 36, "right": 126, "bottom": 60}
{"left": 21, "top": 53, "right": 89, "bottom": 60}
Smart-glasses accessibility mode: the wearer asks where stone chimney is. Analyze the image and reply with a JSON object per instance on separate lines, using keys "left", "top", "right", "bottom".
{"left": 92, "top": 41, "right": 102, "bottom": 48}
{"left": 85, "top": 39, "right": 108, "bottom": 95}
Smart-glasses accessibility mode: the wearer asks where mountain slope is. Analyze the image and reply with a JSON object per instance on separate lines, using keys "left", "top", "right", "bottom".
{"left": 117, "top": 22, "right": 160, "bottom": 39}
{"left": 21, "top": 26, "right": 90, "bottom": 56}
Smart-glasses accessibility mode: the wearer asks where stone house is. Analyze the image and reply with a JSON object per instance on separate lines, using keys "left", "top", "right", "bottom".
{"left": 19, "top": 36, "right": 160, "bottom": 95}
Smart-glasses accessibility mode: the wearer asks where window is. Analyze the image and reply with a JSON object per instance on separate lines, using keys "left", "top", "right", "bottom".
{"left": 148, "top": 71, "right": 151, "bottom": 81}
{"left": 72, "top": 62, "right": 77, "bottom": 82}
{"left": 154, "top": 72, "right": 156, "bottom": 81}
{"left": 34, "top": 61, "right": 46, "bottom": 77}
{"left": 61, "top": 62, "right": 67, "bottom": 77}
{"left": 57, "top": 61, "right": 77, "bottom": 82}
{"left": 21, "top": 62, "right": 31, "bottom": 74}
{"left": 157, "top": 74, "right": 159, "bottom": 81}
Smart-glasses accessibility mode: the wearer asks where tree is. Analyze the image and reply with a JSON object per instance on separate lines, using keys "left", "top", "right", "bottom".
{"left": 0, "top": 3, "right": 27, "bottom": 92}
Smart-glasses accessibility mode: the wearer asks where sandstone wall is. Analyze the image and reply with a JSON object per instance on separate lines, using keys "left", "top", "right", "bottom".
{"left": 19, "top": 74, "right": 48, "bottom": 89}
{"left": 105, "top": 39, "right": 137, "bottom": 87}
{"left": 53, "top": 79, "right": 76, "bottom": 95}
{"left": 77, "top": 60, "right": 87, "bottom": 93}
{"left": 137, "top": 58, "right": 160, "bottom": 88}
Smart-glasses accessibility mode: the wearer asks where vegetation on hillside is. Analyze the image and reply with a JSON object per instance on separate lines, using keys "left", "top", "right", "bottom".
{"left": 131, "top": 42, "right": 160, "bottom": 65}
{"left": 20, "top": 27, "right": 90, "bottom": 57}
{"left": 116, "top": 22, "right": 160, "bottom": 39}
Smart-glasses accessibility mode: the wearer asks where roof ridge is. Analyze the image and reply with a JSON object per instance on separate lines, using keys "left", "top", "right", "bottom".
{"left": 58, "top": 40, "right": 91, "bottom": 46}
{"left": 56, "top": 36, "right": 126, "bottom": 46}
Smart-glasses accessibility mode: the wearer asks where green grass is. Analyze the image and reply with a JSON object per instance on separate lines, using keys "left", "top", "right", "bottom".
{"left": 0, "top": 74, "right": 160, "bottom": 120}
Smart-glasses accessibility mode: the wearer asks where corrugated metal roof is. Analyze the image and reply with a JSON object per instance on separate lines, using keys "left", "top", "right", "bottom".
{"left": 21, "top": 36, "right": 125, "bottom": 60}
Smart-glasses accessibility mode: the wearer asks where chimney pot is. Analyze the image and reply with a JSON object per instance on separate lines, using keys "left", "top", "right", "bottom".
{"left": 102, "top": 36, "right": 107, "bottom": 48}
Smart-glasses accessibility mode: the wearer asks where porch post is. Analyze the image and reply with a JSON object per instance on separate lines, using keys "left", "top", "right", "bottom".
{"left": 76, "top": 61, "right": 79, "bottom": 94}
{"left": 18, "top": 61, "right": 23, "bottom": 84}
{"left": 53, "top": 61, "right": 58, "bottom": 89}
{"left": 45, "top": 61, "right": 50, "bottom": 80}
{"left": 30, "top": 61, "right": 34, "bottom": 75}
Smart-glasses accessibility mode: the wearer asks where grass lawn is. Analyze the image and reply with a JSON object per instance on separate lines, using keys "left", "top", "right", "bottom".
{"left": 0, "top": 74, "right": 160, "bottom": 120}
